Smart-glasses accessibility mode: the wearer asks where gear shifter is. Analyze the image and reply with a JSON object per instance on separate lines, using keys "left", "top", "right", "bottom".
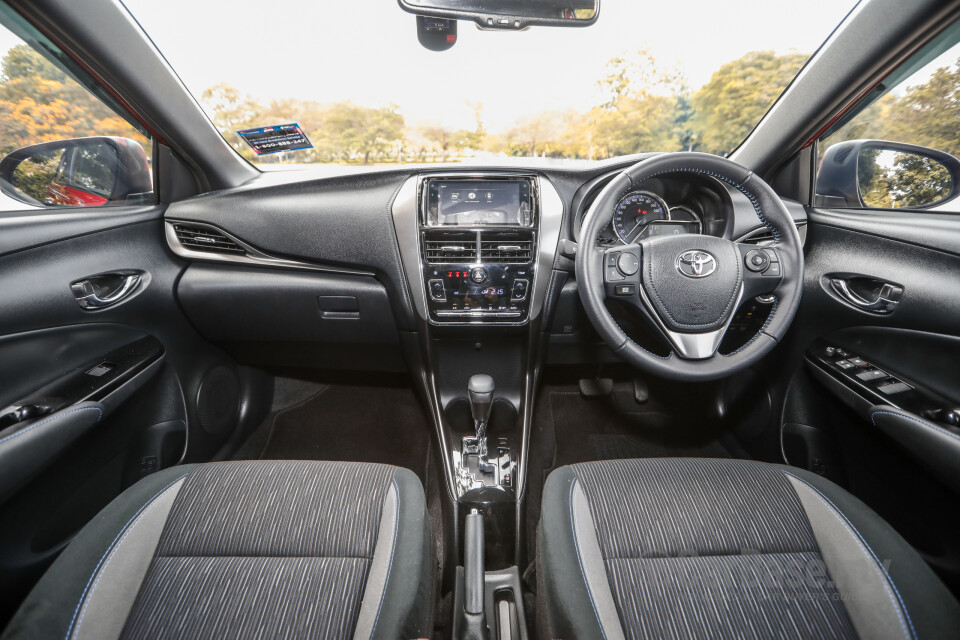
{"left": 468, "top": 374, "right": 496, "bottom": 474}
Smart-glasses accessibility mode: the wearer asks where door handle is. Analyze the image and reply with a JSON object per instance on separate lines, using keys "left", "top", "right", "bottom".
{"left": 70, "top": 272, "right": 141, "bottom": 310}
{"left": 829, "top": 277, "right": 903, "bottom": 314}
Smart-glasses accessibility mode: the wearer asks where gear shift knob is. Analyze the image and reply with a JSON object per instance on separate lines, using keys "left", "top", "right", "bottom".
{"left": 468, "top": 374, "right": 495, "bottom": 427}
{"left": 465, "top": 374, "right": 497, "bottom": 476}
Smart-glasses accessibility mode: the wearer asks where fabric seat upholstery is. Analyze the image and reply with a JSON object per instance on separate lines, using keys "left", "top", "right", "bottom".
{"left": 539, "top": 458, "right": 960, "bottom": 640}
{"left": 2, "top": 460, "right": 433, "bottom": 640}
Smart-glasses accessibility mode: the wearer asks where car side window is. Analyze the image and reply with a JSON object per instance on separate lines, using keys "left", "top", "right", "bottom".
{"left": 815, "top": 34, "right": 960, "bottom": 213}
{"left": 0, "top": 9, "right": 154, "bottom": 210}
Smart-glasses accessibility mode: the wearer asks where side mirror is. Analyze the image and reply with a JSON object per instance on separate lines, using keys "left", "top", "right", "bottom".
{"left": 0, "top": 137, "right": 152, "bottom": 209}
{"left": 815, "top": 140, "right": 960, "bottom": 210}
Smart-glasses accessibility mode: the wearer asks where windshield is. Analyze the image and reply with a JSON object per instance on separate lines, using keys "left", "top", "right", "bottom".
{"left": 123, "top": 0, "right": 855, "bottom": 171}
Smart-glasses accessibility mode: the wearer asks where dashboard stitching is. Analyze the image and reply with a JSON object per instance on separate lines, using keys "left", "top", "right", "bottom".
{"left": 644, "top": 168, "right": 781, "bottom": 243}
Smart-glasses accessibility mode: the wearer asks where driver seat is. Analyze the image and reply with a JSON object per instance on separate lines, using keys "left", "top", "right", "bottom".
{"left": 538, "top": 458, "right": 960, "bottom": 639}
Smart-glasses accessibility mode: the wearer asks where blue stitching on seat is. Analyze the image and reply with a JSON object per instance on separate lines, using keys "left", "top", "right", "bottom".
{"left": 568, "top": 476, "right": 608, "bottom": 640}
{"left": 783, "top": 471, "right": 916, "bottom": 640}
{"left": 871, "top": 409, "right": 960, "bottom": 446}
{"left": 65, "top": 472, "right": 190, "bottom": 640}
{"left": 370, "top": 476, "right": 401, "bottom": 637}
{"left": 0, "top": 406, "right": 102, "bottom": 447}
{"left": 644, "top": 167, "right": 781, "bottom": 243}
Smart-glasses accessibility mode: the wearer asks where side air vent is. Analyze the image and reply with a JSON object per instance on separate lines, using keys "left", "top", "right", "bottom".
{"left": 173, "top": 223, "right": 246, "bottom": 255}
{"left": 739, "top": 223, "right": 806, "bottom": 246}
{"left": 480, "top": 231, "right": 534, "bottom": 264}
{"left": 423, "top": 231, "right": 478, "bottom": 264}
{"left": 738, "top": 226, "right": 777, "bottom": 246}
{"left": 743, "top": 231, "right": 774, "bottom": 245}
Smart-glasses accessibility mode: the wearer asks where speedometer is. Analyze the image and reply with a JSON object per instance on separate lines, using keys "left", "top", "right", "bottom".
{"left": 612, "top": 191, "right": 669, "bottom": 243}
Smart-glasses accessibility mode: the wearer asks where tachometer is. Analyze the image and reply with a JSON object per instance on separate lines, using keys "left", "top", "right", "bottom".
{"left": 612, "top": 191, "right": 669, "bottom": 243}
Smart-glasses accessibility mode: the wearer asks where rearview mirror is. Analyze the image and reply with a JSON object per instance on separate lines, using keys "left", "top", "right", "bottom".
{"left": 398, "top": 0, "right": 598, "bottom": 30}
{"left": 816, "top": 140, "right": 960, "bottom": 210}
{"left": 0, "top": 137, "right": 152, "bottom": 209}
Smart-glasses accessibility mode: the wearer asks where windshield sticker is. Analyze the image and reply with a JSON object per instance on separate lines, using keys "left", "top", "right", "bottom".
{"left": 236, "top": 123, "right": 312, "bottom": 155}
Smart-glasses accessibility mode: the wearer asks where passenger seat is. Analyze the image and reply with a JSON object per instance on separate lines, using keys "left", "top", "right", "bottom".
{"left": 2, "top": 460, "right": 434, "bottom": 640}
{"left": 538, "top": 457, "right": 960, "bottom": 639}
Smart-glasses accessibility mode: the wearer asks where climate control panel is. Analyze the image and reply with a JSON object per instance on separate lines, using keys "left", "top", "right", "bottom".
{"left": 424, "top": 263, "right": 532, "bottom": 322}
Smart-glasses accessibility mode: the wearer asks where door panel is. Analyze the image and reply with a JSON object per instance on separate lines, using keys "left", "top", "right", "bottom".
{"left": 781, "top": 209, "right": 960, "bottom": 592}
{"left": 0, "top": 208, "right": 266, "bottom": 624}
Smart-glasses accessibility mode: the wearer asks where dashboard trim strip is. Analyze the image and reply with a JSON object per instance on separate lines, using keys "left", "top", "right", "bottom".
{"left": 164, "top": 220, "right": 373, "bottom": 276}
{"left": 391, "top": 177, "right": 429, "bottom": 319}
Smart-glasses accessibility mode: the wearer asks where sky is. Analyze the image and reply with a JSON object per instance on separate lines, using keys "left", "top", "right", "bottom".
{"left": 119, "top": 0, "right": 856, "bottom": 132}
{"left": 1, "top": 0, "right": 858, "bottom": 133}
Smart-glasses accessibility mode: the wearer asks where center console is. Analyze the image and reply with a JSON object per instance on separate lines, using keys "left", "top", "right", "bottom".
{"left": 419, "top": 175, "right": 539, "bottom": 324}
{"left": 392, "top": 171, "right": 561, "bottom": 637}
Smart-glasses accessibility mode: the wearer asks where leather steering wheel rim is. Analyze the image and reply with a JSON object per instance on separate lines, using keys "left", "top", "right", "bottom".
{"left": 575, "top": 152, "right": 804, "bottom": 382}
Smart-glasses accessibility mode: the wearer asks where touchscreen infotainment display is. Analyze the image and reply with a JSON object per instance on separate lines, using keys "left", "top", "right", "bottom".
{"left": 425, "top": 179, "right": 533, "bottom": 226}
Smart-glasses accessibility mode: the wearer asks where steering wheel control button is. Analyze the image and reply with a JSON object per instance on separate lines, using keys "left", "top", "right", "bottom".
{"left": 615, "top": 284, "right": 636, "bottom": 296}
{"left": 470, "top": 267, "right": 487, "bottom": 283}
{"left": 617, "top": 252, "right": 640, "bottom": 276}
{"left": 763, "top": 261, "right": 781, "bottom": 277}
{"left": 762, "top": 248, "right": 780, "bottom": 263}
{"left": 606, "top": 267, "right": 625, "bottom": 282}
{"left": 428, "top": 279, "right": 446, "bottom": 301}
{"left": 744, "top": 249, "right": 769, "bottom": 272}
{"left": 511, "top": 279, "right": 529, "bottom": 301}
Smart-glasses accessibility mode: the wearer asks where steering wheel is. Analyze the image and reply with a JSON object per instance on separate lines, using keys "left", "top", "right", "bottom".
{"left": 576, "top": 153, "right": 804, "bottom": 381}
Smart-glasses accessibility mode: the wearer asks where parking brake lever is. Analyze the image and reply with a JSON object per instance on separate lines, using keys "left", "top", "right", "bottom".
{"left": 461, "top": 509, "right": 487, "bottom": 640}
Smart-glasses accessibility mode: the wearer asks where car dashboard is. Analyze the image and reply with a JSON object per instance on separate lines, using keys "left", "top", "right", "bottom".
{"left": 161, "top": 158, "right": 807, "bottom": 520}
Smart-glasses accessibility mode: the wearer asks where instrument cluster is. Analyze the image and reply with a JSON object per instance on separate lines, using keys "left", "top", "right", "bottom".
{"left": 583, "top": 174, "right": 730, "bottom": 247}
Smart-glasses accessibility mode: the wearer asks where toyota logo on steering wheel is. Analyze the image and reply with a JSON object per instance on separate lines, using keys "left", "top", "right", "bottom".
{"left": 676, "top": 250, "right": 717, "bottom": 278}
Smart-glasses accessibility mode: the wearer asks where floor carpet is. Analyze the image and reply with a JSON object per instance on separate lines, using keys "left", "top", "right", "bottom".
{"left": 524, "top": 386, "right": 733, "bottom": 563}
{"left": 242, "top": 382, "right": 433, "bottom": 487}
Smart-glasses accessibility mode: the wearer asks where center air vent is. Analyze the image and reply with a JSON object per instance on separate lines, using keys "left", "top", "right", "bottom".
{"left": 173, "top": 223, "right": 246, "bottom": 255}
{"left": 480, "top": 231, "right": 534, "bottom": 264}
{"left": 423, "top": 231, "right": 478, "bottom": 264}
